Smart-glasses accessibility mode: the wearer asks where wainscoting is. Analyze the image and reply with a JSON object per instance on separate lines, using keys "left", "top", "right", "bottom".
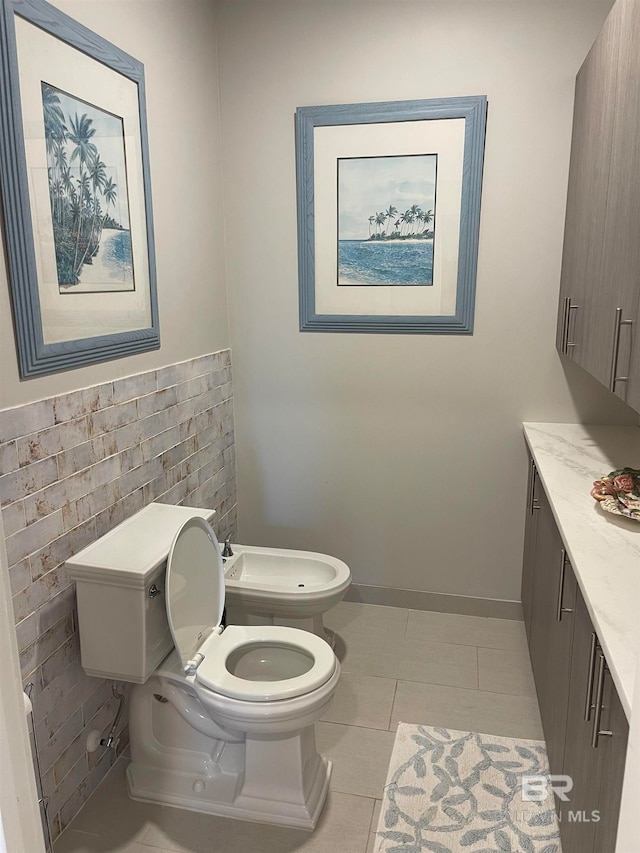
{"left": 0, "top": 350, "right": 237, "bottom": 841}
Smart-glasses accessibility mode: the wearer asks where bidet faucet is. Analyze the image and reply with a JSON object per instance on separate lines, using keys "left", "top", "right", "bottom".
{"left": 222, "top": 538, "right": 233, "bottom": 558}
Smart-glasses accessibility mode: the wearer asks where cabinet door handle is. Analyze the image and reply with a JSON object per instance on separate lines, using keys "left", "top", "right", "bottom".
{"left": 584, "top": 631, "right": 598, "bottom": 722}
{"left": 609, "top": 308, "right": 633, "bottom": 391}
{"left": 560, "top": 297, "right": 579, "bottom": 355}
{"left": 527, "top": 459, "right": 539, "bottom": 515}
{"left": 566, "top": 302, "right": 578, "bottom": 353}
{"left": 560, "top": 297, "right": 570, "bottom": 353}
{"left": 591, "top": 651, "right": 614, "bottom": 748}
{"left": 556, "top": 550, "right": 573, "bottom": 622}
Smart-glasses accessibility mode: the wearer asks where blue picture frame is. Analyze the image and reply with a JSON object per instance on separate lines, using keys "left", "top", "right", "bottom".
{"left": 295, "top": 96, "right": 487, "bottom": 334}
{"left": 0, "top": 0, "right": 159, "bottom": 377}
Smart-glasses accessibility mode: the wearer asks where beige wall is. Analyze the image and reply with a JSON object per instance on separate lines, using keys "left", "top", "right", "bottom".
{"left": 0, "top": 0, "right": 228, "bottom": 409}
{"left": 217, "top": 0, "right": 636, "bottom": 602}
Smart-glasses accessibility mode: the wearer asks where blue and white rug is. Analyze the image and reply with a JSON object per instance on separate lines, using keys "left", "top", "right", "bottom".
{"left": 374, "top": 724, "right": 561, "bottom": 853}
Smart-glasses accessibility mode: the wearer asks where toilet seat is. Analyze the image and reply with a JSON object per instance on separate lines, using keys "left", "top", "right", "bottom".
{"left": 166, "top": 517, "right": 336, "bottom": 703}
{"left": 195, "top": 624, "right": 336, "bottom": 701}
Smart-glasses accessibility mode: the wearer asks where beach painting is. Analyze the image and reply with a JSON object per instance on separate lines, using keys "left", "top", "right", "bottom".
{"left": 42, "top": 82, "right": 134, "bottom": 293}
{"left": 338, "top": 154, "right": 437, "bottom": 286}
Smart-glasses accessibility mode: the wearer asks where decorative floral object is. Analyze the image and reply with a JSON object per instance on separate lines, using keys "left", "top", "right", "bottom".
{"left": 591, "top": 467, "right": 640, "bottom": 521}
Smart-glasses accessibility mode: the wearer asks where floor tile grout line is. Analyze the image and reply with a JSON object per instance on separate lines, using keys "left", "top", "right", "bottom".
{"left": 337, "top": 630, "right": 525, "bottom": 654}
{"left": 338, "top": 652, "right": 537, "bottom": 698}
{"left": 319, "top": 720, "right": 397, "bottom": 736}
{"left": 390, "top": 676, "right": 541, "bottom": 697}
{"left": 339, "top": 667, "right": 479, "bottom": 693}
{"left": 387, "top": 679, "right": 399, "bottom": 731}
{"left": 339, "top": 792, "right": 378, "bottom": 836}
{"left": 402, "top": 607, "right": 410, "bottom": 638}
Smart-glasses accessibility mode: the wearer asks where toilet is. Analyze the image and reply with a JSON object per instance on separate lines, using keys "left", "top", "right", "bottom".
{"left": 66, "top": 503, "right": 340, "bottom": 829}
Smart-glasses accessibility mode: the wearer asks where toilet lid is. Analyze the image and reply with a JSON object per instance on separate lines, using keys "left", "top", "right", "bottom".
{"left": 166, "top": 516, "right": 225, "bottom": 670}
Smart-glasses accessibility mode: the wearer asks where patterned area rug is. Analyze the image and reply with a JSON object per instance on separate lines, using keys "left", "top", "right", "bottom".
{"left": 374, "top": 724, "right": 561, "bottom": 853}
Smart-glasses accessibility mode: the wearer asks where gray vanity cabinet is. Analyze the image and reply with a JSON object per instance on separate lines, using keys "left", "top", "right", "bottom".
{"left": 527, "top": 483, "right": 577, "bottom": 777}
{"left": 559, "top": 589, "right": 605, "bottom": 853}
{"left": 592, "top": 651, "right": 630, "bottom": 852}
{"left": 521, "top": 459, "right": 630, "bottom": 853}
{"left": 560, "top": 588, "right": 629, "bottom": 853}
{"left": 557, "top": 0, "right": 640, "bottom": 412}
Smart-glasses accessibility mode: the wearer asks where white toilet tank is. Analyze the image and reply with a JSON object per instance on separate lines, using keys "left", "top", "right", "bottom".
{"left": 66, "top": 503, "right": 215, "bottom": 683}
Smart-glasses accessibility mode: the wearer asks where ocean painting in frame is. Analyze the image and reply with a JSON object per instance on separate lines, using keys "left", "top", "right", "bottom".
{"left": 337, "top": 154, "right": 437, "bottom": 287}
{"left": 42, "top": 82, "right": 134, "bottom": 294}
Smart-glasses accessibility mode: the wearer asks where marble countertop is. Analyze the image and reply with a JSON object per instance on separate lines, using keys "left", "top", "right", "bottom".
{"left": 523, "top": 422, "right": 640, "bottom": 719}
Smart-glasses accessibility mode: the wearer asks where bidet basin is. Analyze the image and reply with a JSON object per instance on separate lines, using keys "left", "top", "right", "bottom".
{"left": 222, "top": 545, "right": 351, "bottom": 636}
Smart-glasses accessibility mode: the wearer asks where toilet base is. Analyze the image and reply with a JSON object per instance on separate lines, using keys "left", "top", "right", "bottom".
{"left": 127, "top": 748, "right": 331, "bottom": 829}
{"left": 128, "top": 679, "right": 332, "bottom": 829}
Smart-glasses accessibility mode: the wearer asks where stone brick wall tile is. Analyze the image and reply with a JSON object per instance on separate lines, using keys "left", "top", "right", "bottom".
{"left": 32, "top": 662, "right": 85, "bottom": 725}
{"left": 118, "top": 457, "right": 163, "bottom": 497}
{"left": 6, "top": 510, "right": 64, "bottom": 566}
{"left": 87, "top": 400, "right": 138, "bottom": 438}
{"left": 156, "top": 362, "right": 191, "bottom": 390}
{"left": 0, "top": 399, "right": 55, "bottom": 443}
{"left": 2, "top": 499, "right": 25, "bottom": 537}
{"left": 57, "top": 437, "right": 105, "bottom": 480}
{"left": 41, "top": 634, "right": 81, "bottom": 691}
{"left": 113, "top": 420, "right": 144, "bottom": 454}
{"left": 0, "top": 440, "right": 18, "bottom": 474}
{"left": 53, "top": 733, "right": 86, "bottom": 787}
{"left": 8, "top": 557, "right": 31, "bottom": 596}
{"left": 62, "top": 494, "right": 94, "bottom": 531}
{"left": 37, "top": 708, "right": 84, "bottom": 774}
{"left": 88, "top": 481, "right": 121, "bottom": 517}
{"left": 90, "top": 455, "right": 122, "bottom": 490}
{"left": 95, "top": 500, "right": 127, "bottom": 539}
{"left": 30, "top": 519, "right": 96, "bottom": 581}
{"left": 0, "top": 457, "right": 59, "bottom": 507}
{"left": 16, "top": 612, "right": 38, "bottom": 653}
{"left": 24, "top": 469, "right": 93, "bottom": 525}
{"left": 20, "top": 613, "right": 75, "bottom": 681}
{"left": 47, "top": 753, "right": 89, "bottom": 823}
{"left": 136, "top": 385, "right": 179, "bottom": 420}
{"left": 112, "top": 370, "right": 157, "bottom": 404}
{"left": 17, "top": 419, "right": 89, "bottom": 468}
{"left": 140, "top": 424, "right": 182, "bottom": 462}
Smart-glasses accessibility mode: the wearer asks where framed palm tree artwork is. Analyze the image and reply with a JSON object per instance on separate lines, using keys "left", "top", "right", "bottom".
{"left": 0, "top": 0, "right": 159, "bottom": 377}
{"left": 296, "top": 97, "right": 487, "bottom": 334}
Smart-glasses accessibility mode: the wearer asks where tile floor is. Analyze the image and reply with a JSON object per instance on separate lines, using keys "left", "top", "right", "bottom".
{"left": 54, "top": 602, "right": 543, "bottom": 853}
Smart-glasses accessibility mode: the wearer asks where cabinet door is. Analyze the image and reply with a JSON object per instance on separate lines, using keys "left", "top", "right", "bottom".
{"left": 578, "top": 0, "right": 640, "bottom": 398}
{"left": 521, "top": 458, "right": 540, "bottom": 642}
{"left": 614, "top": 0, "right": 640, "bottom": 412}
{"left": 559, "top": 589, "right": 602, "bottom": 853}
{"left": 592, "top": 657, "right": 630, "bottom": 851}
{"left": 528, "top": 489, "right": 577, "bottom": 777}
{"left": 556, "top": 5, "right": 619, "bottom": 362}
{"left": 627, "top": 297, "right": 640, "bottom": 413}
{"left": 560, "top": 588, "right": 631, "bottom": 853}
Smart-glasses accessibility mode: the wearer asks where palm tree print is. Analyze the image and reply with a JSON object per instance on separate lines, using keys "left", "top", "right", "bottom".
{"left": 366, "top": 204, "right": 435, "bottom": 241}
{"left": 41, "top": 82, "right": 132, "bottom": 289}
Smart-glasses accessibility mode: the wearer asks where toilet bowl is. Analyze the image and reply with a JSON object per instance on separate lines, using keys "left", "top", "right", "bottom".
{"left": 223, "top": 544, "right": 351, "bottom": 638}
{"left": 66, "top": 503, "right": 340, "bottom": 829}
